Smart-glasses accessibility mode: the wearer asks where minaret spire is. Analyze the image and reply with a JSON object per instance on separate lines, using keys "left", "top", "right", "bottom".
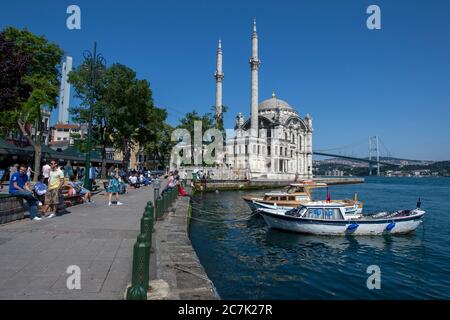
{"left": 250, "top": 18, "right": 260, "bottom": 137}
{"left": 214, "top": 38, "right": 224, "bottom": 125}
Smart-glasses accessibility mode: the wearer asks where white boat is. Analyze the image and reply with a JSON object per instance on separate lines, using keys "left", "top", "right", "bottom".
{"left": 257, "top": 199, "right": 425, "bottom": 235}
{"left": 252, "top": 200, "right": 362, "bottom": 215}
{"left": 243, "top": 181, "right": 363, "bottom": 213}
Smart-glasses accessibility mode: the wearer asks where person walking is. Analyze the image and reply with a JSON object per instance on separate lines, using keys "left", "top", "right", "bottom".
{"left": 107, "top": 167, "right": 123, "bottom": 206}
{"left": 42, "top": 162, "right": 51, "bottom": 185}
{"left": 44, "top": 160, "right": 65, "bottom": 218}
{"left": 9, "top": 165, "right": 42, "bottom": 221}
{"left": 9, "top": 164, "right": 18, "bottom": 179}
{"left": 26, "top": 166, "right": 33, "bottom": 181}
{"left": 64, "top": 160, "right": 74, "bottom": 180}
{"left": 88, "top": 165, "right": 96, "bottom": 191}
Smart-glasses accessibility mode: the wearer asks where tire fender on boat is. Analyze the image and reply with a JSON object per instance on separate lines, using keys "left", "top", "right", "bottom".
{"left": 386, "top": 222, "right": 396, "bottom": 231}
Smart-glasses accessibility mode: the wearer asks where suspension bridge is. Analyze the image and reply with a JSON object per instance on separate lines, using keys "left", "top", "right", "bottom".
{"left": 314, "top": 136, "right": 398, "bottom": 176}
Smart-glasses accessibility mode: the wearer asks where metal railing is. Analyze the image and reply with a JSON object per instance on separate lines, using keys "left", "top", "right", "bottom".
{"left": 126, "top": 186, "right": 179, "bottom": 300}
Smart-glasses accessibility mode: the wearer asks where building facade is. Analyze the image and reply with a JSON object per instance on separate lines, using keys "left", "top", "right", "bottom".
{"left": 57, "top": 56, "right": 72, "bottom": 124}
{"left": 49, "top": 123, "right": 87, "bottom": 150}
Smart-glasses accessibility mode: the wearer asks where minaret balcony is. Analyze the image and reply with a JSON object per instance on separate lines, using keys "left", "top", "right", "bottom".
{"left": 249, "top": 58, "right": 260, "bottom": 68}
{"left": 214, "top": 72, "right": 224, "bottom": 80}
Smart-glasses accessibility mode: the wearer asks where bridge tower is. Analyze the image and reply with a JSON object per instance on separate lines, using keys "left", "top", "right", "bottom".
{"left": 369, "top": 136, "right": 380, "bottom": 176}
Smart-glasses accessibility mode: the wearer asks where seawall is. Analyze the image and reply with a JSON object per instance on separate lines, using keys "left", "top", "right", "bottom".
{"left": 194, "top": 177, "right": 364, "bottom": 192}
{"left": 149, "top": 193, "right": 219, "bottom": 300}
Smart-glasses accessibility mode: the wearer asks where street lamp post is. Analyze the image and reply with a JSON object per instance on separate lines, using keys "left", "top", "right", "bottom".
{"left": 83, "top": 42, "right": 105, "bottom": 189}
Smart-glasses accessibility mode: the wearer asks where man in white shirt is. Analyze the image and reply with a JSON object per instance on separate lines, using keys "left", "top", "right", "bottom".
{"left": 42, "top": 162, "right": 51, "bottom": 185}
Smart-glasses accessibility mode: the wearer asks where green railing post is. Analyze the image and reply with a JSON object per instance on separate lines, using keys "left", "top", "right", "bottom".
{"left": 162, "top": 190, "right": 168, "bottom": 212}
{"left": 146, "top": 201, "right": 155, "bottom": 230}
{"left": 141, "top": 212, "right": 152, "bottom": 248}
{"left": 173, "top": 186, "right": 177, "bottom": 201}
{"left": 126, "top": 234, "right": 150, "bottom": 300}
{"left": 168, "top": 187, "right": 173, "bottom": 205}
{"left": 156, "top": 196, "right": 163, "bottom": 219}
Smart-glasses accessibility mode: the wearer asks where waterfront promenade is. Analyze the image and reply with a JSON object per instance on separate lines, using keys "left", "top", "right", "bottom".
{"left": 0, "top": 185, "right": 158, "bottom": 299}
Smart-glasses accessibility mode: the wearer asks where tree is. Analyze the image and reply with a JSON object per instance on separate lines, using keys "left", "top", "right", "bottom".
{"left": 0, "top": 27, "right": 63, "bottom": 180}
{"left": 177, "top": 110, "right": 214, "bottom": 139}
{"left": 144, "top": 116, "right": 173, "bottom": 170}
{"left": 68, "top": 54, "right": 111, "bottom": 178}
{"left": 0, "top": 31, "right": 32, "bottom": 114}
{"left": 104, "top": 63, "right": 157, "bottom": 171}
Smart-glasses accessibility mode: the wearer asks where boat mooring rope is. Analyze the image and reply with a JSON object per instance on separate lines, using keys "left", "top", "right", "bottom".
{"left": 190, "top": 204, "right": 251, "bottom": 216}
{"left": 189, "top": 212, "right": 259, "bottom": 224}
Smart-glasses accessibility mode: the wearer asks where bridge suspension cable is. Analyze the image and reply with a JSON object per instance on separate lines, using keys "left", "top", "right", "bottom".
{"left": 378, "top": 137, "right": 393, "bottom": 159}
{"left": 314, "top": 138, "right": 368, "bottom": 153}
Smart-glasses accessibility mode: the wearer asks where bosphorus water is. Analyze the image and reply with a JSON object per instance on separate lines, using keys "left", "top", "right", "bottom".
{"left": 189, "top": 177, "right": 450, "bottom": 299}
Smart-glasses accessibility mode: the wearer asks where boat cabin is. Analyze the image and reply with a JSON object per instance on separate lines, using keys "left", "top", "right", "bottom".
{"left": 285, "top": 202, "right": 361, "bottom": 221}
{"left": 263, "top": 182, "right": 328, "bottom": 202}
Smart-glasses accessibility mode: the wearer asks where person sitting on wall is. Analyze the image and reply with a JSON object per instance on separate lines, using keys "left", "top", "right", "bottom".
{"left": 67, "top": 176, "right": 93, "bottom": 204}
{"left": 33, "top": 175, "right": 48, "bottom": 202}
{"left": 177, "top": 178, "right": 189, "bottom": 197}
{"left": 128, "top": 171, "right": 140, "bottom": 188}
{"left": 9, "top": 164, "right": 42, "bottom": 221}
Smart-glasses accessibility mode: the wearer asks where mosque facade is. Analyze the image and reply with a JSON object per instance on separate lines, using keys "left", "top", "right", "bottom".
{"left": 220, "top": 20, "right": 313, "bottom": 180}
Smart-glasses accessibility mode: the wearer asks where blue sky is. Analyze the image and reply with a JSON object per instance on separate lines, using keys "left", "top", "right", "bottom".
{"left": 1, "top": 0, "right": 450, "bottom": 160}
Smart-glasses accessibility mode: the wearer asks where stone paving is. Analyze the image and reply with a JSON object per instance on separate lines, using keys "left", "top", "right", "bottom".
{"left": 0, "top": 185, "right": 157, "bottom": 300}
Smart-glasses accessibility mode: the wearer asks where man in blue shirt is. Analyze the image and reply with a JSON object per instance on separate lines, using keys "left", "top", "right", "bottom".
{"left": 9, "top": 164, "right": 42, "bottom": 221}
{"left": 88, "top": 165, "right": 97, "bottom": 191}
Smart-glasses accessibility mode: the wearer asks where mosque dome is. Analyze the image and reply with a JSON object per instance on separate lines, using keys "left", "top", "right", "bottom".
{"left": 259, "top": 92, "right": 293, "bottom": 111}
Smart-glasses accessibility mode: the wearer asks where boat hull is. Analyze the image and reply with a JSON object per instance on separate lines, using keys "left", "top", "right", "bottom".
{"left": 259, "top": 210, "right": 425, "bottom": 235}
{"left": 243, "top": 198, "right": 292, "bottom": 211}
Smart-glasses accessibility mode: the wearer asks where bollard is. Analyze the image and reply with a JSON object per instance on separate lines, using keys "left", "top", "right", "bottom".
{"left": 162, "top": 190, "right": 168, "bottom": 212}
{"left": 153, "top": 178, "right": 160, "bottom": 198}
{"left": 146, "top": 202, "right": 155, "bottom": 231}
{"left": 140, "top": 213, "right": 153, "bottom": 248}
{"left": 166, "top": 188, "right": 172, "bottom": 205}
{"left": 168, "top": 187, "right": 173, "bottom": 205}
{"left": 173, "top": 186, "right": 177, "bottom": 201}
{"left": 156, "top": 196, "right": 163, "bottom": 219}
{"left": 160, "top": 190, "right": 165, "bottom": 213}
{"left": 126, "top": 234, "right": 150, "bottom": 300}
{"left": 173, "top": 185, "right": 178, "bottom": 200}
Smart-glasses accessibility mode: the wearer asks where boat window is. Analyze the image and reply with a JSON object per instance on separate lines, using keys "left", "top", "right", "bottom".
{"left": 304, "top": 208, "right": 343, "bottom": 220}
{"left": 279, "top": 197, "right": 287, "bottom": 201}
{"left": 288, "top": 196, "right": 295, "bottom": 201}
{"left": 298, "top": 207, "right": 307, "bottom": 216}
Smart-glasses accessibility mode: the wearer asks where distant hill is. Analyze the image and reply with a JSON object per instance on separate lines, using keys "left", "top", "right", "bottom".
{"left": 313, "top": 158, "right": 450, "bottom": 177}
{"left": 315, "top": 156, "right": 434, "bottom": 167}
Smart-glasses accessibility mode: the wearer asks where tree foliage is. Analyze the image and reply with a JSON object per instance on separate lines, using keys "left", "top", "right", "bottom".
{"left": 0, "top": 27, "right": 63, "bottom": 180}
{"left": 0, "top": 31, "right": 32, "bottom": 115}
{"left": 177, "top": 110, "right": 214, "bottom": 139}
{"left": 1, "top": 27, "right": 63, "bottom": 127}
